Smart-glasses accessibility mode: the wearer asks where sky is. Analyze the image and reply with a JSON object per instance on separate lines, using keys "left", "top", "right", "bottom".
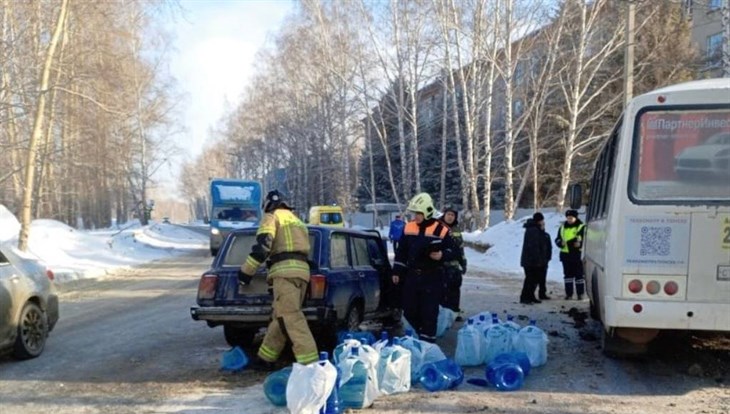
{"left": 160, "top": 0, "right": 293, "bottom": 196}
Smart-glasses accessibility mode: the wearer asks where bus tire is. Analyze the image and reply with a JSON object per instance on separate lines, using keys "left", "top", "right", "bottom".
{"left": 601, "top": 328, "right": 650, "bottom": 359}
{"left": 589, "top": 275, "right": 600, "bottom": 321}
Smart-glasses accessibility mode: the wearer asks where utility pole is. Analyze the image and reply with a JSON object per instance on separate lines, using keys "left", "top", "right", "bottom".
{"left": 624, "top": 0, "right": 635, "bottom": 108}
{"left": 722, "top": 0, "right": 730, "bottom": 77}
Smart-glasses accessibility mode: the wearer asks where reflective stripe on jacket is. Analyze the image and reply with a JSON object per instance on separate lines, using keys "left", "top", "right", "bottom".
{"left": 242, "top": 208, "right": 310, "bottom": 280}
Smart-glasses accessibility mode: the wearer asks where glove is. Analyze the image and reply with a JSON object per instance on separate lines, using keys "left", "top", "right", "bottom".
{"left": 237, "top": 269, "right": 252, "bottom": 285}
{"left": 556, "top": 240, "right": 564, "bottom": 248}
{"left": 461, "top": 266, "right": 467, "bottom": 275}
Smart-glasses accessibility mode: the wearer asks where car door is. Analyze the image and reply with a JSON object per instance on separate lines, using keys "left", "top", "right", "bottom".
{"left": 0, "top": 249, "right": 19, "bottom": 346}
{"left": 328, "top": 232, "right": 357, "bottom": 317}
{"left": 350, "top": 235, "right": 380, "bottom": 313}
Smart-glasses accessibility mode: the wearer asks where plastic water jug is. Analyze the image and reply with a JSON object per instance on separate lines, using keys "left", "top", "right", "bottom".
{"left": 491, "top": 351, "right": 531, "bottom": 377}
{"left": 486, "top": 359, "right": 525, "bottom": 391}
{"left": 513, "top": 320, "right": 548, "bottom": 367}
{"left": 373, "top": 331, "right": 390, "bottom": 351}
{"left": 376, "top": 338, "right": 412, "bottom": 395}
{"left": 337, "top": 330, "right": 376, "bottom": 346}
{"left": 220, "top": 346, "right": 248, "bottom": 372}
{"left": 483, "top": 324, "right": 513, "bottom": 364}
{"left": 320, "top": 352, "right": 341, "bottom": 414}
{"left": 264, "top": 366, "right": 292, "bottom": 406}
{"left": 419, "top": 358, "right": 464, "bottom": 392}
{"left": 333, "top": 335, "right": 361, "bottom": 364}
{"left": 501, "top": 315, "right": 522, "bottom": 334}
{"left": 338, "top": 347, "right": 371, "bottom": 409}
{"left": 455, "top": 319, "right": 484, "bottom": 366}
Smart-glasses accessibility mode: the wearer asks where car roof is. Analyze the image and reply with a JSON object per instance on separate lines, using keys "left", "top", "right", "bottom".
{"left": 227, "top": 225, "right": 381, "bottom": 238}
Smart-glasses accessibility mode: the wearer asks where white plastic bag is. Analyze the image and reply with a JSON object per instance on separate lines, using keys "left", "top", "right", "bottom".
{"left": 420, "top": 340, "right": 447, "bottom": 365}
{"left": 377, "top": 342, "right": 411, "bottom": 395}
{"left": 286, "top": 360, "right": 337, "bottom": 414}
{"left": 513, "top": 325, "right": 549, "bottom": 367}
{"left": 482, "top": 324, "right": 513, "bottom": 364}
{"left": 398, "top": 335, "right": 424, "bottom": 384}
{"left": 436, "top": 306, "right": 456, "bottom": 337}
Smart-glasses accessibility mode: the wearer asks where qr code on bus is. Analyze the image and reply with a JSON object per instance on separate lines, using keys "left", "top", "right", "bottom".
{"left": 640, "top": 226, "right": 671, "bottom": 256}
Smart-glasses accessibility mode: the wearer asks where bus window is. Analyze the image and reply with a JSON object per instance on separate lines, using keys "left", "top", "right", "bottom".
{"left": 630, "top": 107, "right": 730, "bottom": 202}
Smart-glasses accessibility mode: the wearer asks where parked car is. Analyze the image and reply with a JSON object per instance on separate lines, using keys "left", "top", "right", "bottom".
{"left": 190, "top": 226, "right": 398, "bottom": 349}
{"left": 0, "top": 244, "right": 59, "bottom": 359}
{"left": 674, "top": 132, "right": 730, "bottom": 181}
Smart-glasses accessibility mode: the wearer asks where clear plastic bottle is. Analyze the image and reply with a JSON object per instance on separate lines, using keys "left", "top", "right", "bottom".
{"left": 264, "top": 366, "right": 292, "bottom": 407}
{"left": 419, "top": 358, "right": 464, "bottom": 392}
{"left": 455, "top": 319, "right": 484, "bottom": 366}
{"left": 339, "top": 347, "right": 369, "bottom": 409}
{"left": 376, "top": 337, "right": 412, "bottom": 395}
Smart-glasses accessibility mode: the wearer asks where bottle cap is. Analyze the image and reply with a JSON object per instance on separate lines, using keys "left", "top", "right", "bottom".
{"left": 319, "top": 351, "right": 329, "bottom": 361}
{"left": 351, "top": 346, "right": 360, "bottom": 356}
{"left": 381, "top": 331, "right": 388, "bottom": 340}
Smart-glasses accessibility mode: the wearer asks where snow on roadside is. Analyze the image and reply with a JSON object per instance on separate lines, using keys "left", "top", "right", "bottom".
{"left": 463, "top": 212, "right": 566, "bottom": 282}
{"left": 0, "top": 205, "right": 207, "bottom": 283}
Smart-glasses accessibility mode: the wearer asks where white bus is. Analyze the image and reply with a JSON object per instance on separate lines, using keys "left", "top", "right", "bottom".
{"left": 572, "top": 78, "right": 730, "bottom": 356}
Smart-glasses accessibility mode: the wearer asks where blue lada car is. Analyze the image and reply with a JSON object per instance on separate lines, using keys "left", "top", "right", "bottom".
{"left": 190, "top": 226, "right": 399, "bottom": 348}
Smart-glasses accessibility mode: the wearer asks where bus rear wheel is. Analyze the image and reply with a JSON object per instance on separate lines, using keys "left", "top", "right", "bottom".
{"left": 602, "top": 327, "right": 658, "bottom": 358}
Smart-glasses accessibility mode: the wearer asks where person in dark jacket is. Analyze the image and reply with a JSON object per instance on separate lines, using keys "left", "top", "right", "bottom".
{"left": 555, "top": 209, "right": 586, "bottom": 300}
{"left": 438, "top": 205, "right": 467, "bottom": 321}
{"left": 389, "top": 215, "right": 405, "bottom": 252}
{"left": 392, "top": 193, "right": 458, "bottom": 343}
{"left": 520, "top": 212, "right": 552, "bottom": 304}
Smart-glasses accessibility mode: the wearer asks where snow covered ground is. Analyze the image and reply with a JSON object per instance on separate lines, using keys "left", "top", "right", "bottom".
{"left": 0, "top": 205, "right": 207, "bottom": 283}
{"left": 463, "top": 212, "right": 567, "bottom": 282}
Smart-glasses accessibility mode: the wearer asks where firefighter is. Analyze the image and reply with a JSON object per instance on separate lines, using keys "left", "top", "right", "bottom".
{"left": 555, "top": 209, "right": 586, "bottom": 300}
{"left": 438, "top": 205, "right": 467, "bottom": 321}
{"left": 392, "top": 193, "right": 457, "bottom": 343}
{"left": 239, "top": 190, "right": 318, "bottom": 369}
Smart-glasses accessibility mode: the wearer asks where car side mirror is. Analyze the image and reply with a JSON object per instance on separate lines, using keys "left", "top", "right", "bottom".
{"left": 569, "top": 184, "right": 582, "bottom": 210}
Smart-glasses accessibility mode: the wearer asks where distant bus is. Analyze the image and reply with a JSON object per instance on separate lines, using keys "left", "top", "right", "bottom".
{"left": 209, "top": 179, "right": 262, "bottom": 256}
{"left": 572, "top": 79, "right": 730, "bottom": 357}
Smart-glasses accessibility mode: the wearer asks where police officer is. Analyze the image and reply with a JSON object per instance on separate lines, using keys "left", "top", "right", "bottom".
{"left": 555, "top": 209, "right": 586, "bottom": 300}
{"left": 438, "top": 205, "right": 467, "bottom": 321}
{"left": 392, "top": 193, "right": 457, "bottom": 343}
{"left": 239, "top": 190, "right": 319, "bottom": 369}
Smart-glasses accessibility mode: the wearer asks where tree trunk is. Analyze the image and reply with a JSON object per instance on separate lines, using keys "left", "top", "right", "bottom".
{"left": 19, "top": 0, "right": 69, "bottom": 251}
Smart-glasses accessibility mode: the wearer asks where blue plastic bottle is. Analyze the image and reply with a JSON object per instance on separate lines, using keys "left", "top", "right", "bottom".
{"left": 339, "top": 347, "right": 369, "bottom": 409}
{"left": 486, "top": 360, "right": 525, "bottom": 391}
{"left": 319, "top": 352, "right": 341, "bottom": 414}
{"left": 263, "top": 366, "right": 292, "bottom": 406}
{"left": 220, "top": 346, "right": 248, "bottom": 372}
{"left": 491, "top": 352, "right": 531, "bottom": 377}
{"left": 419, "top": 358, "right": 464, "bottom": 392}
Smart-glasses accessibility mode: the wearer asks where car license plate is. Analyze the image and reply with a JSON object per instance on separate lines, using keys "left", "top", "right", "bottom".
{"left": 718, "top": 265, "right": 730, "bottom": 282}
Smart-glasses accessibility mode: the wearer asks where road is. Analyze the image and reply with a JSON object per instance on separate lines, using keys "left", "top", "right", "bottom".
{"left": 0, "top": 249, "right": 727, "bottom": 414}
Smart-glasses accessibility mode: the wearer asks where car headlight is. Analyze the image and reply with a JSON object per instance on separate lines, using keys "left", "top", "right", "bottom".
{"left": 210, "top": 227, "right": 220, "bottom": 235}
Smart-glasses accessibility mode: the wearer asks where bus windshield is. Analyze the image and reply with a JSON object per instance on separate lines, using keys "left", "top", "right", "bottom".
{"left": 631, "top": 107, "right": 730, "bottom": 202}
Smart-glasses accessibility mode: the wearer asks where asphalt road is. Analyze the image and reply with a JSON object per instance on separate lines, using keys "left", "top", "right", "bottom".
{"left": 0, "top": 248, "right": 727, "bottom": 414}
{"left": 0, "top": 250, "right": 266, "bottom": 414}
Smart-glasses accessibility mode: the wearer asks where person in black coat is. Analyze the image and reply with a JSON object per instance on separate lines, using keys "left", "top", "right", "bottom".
{"left": 520, "top": 212, "right": 552, "bottom": 304}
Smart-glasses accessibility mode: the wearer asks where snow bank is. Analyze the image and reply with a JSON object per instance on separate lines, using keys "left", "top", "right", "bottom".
{"left": 464, "top": 212, "right": 566, "bottom": 282}
{"left": 0, "top": 205, "right": 207, "bottom": 283}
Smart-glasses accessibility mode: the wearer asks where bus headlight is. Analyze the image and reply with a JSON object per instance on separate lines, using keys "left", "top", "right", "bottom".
{"left": 210, "top": 228, "right": 220, "bottom": 236}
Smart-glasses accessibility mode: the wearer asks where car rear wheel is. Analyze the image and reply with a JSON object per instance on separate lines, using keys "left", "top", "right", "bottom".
{"left": 13, "top": 301, "right": 48, "bottom": 360}
{"left": 343, "top": 302, "right": 363, "bottom": 332}
{"left": 223, "top": 325, "right": 256, "bottom": 348}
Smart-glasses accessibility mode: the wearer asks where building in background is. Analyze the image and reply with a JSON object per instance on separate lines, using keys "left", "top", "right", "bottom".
{"left": 685, "top": 0, "right": 729, "bottom": 77}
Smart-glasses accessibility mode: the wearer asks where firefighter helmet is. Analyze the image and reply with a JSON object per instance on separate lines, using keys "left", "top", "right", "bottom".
{"left": 407, "top": 193, "right": 435, "bottom": 220}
